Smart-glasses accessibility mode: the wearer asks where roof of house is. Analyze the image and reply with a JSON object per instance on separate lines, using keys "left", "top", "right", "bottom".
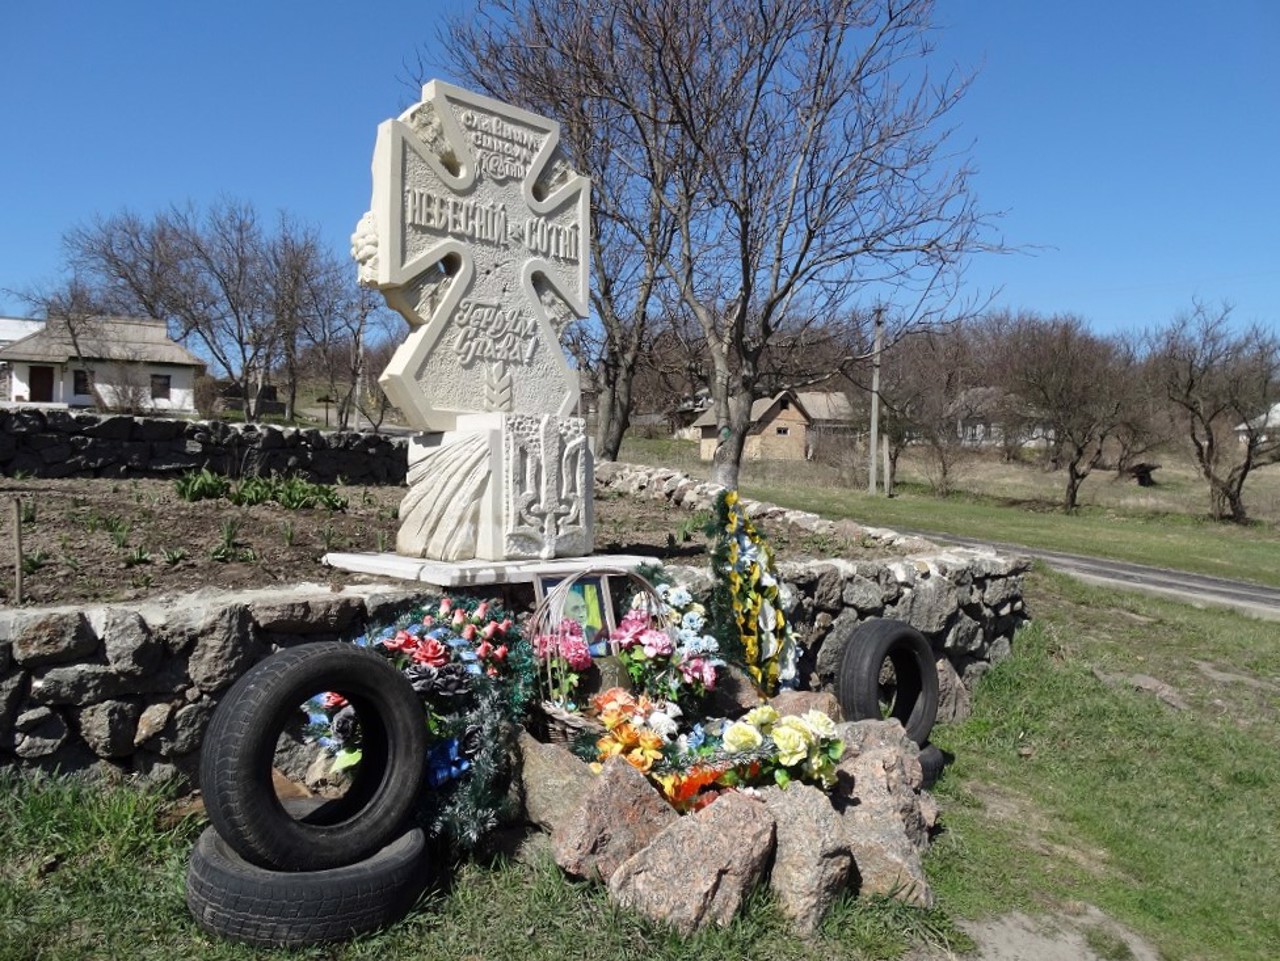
{"left": 691, "top": 390, "right": 816, "bottom": 429}
{"left": 0, "top": 316, "right": 204, "bottom": 368}
{"left": 1235, "top": 400, "right": 1280, "bottom": 433}
{"left": 794, "top": 390, "right": 855, "bottom": 422}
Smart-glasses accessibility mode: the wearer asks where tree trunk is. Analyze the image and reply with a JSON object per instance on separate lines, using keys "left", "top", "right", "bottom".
{"left": 1064, "top": 462, "right": 1083, "bottom": 513}
{"left": 594, "top": 362, "right": 635, "bottom": 462}
{"left": 709, "top": 389, "right": 753, "bottom": 490}
{"left": 1209, "top": 475, "right": 1250, "bottom": 523}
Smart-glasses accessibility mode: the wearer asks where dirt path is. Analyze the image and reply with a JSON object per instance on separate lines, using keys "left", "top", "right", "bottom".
{"left": 910, "top": 529, "right": 1280, "bottom": 621}
{"left": 911, "top": 906, "right": 1161, "bottom": 961}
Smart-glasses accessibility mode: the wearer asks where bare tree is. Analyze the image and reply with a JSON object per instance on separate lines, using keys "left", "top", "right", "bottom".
{"left": 858, "top": 324, "right": 976, "bottom": 495}
{"left": 264, "top": 214, "right": 316, "bottom": 422}
{"left": 13, "top": 276, "right": 112, "bottom": 409}
{"left": 65, "top": 202, "right": 274, "bottom": 419}
{"left": 1004, "top": 313, "right": 1133, "bottom": 512}
{"left": 644, "top": 0, "right": 990, "bottom": 488}
{"left": 968, "top": 311, "right": 1041, "bottom": 462}
{"left": 1109, "top": 343, "right": 1171, "bottom": 481}
{"left": 442, "top": 0, "right": 679, "bottom": 460}
{"left": 64, "top": 201, "right": 376, "bottom": 424}
{"left": 442, "top": 0, "right": 992, "bottom": 486}
{"left": 296, "top": 285, "right": 399, "bottom": 432}
{"left": 354, "top": 337, "right": 399, "bottom": 431}
{"left": 1151, "top": 302, "right": 1280, "bottom": 522}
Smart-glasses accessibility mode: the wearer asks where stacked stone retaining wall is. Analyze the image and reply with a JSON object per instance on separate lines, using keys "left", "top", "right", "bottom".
{"left": 0, "top": 409, "right": 407, "bottom": 484}
{"left": 597, "top": 463, "right": 1032, "bottom": 718}
{"left": 0, "top": 585, "right": 425, "bottom": 785}
{"left": 0, "top": 463, "right": 1030, "bottom": 786}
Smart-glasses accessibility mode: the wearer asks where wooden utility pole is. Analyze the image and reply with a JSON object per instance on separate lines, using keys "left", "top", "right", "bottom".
{"left": 867, "top": 306, "right": 885, "bottom": 495}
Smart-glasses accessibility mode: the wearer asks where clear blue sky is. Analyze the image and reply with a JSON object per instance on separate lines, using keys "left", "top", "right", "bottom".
{"left": 2, "top": 1, "right": 1277, "bottom": 335}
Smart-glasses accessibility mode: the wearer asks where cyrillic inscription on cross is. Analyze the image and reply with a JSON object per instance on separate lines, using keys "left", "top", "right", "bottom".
{"left": 352, "top": 80, "right": 589, "bottom": 432}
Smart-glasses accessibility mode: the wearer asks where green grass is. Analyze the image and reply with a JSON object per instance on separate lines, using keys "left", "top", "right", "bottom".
{"left": 0, "top": 778, "right": 965, "bottom": 961}
{"left": 3, "top": 573, "right": 1277, "bottom": 959}
{"left": 616, "top": 435, "right": 1280, "bottom": 588}
{"left": 925, "top": 568, "right": 1280, "bottom": 961}
{"left": 745, "top": 481, "right": 1280, "bottom": 588}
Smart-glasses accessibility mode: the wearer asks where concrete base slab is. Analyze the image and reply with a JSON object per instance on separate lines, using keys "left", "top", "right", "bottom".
{"left": 323, "top": 551, "right": 661, "bottom": 588}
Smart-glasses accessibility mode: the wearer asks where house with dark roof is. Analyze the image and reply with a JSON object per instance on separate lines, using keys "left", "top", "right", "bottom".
{"left": 0, "top": 316, "right": 205, "bottom": 414}
{"left": 691, "top": 390, "right": 857, "bottom": 461}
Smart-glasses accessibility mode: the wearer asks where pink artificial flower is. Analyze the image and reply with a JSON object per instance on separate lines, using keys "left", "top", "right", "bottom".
{"left": 411, "top": 637, "right": 450, "bottom": 667}
{"left": 559, "top": 633, "right": 593, "bottom": 671}
{"left": 461, "top": 623, "right": 478, "bottom": 641}
{"left": 482, "top": 622, "right": 501, "bottom": 641}
{"left": 533, "top": 633, "right": 557, "bottom": 659}
{"left": 611, "top": 608, "right": 650, "bottom": 650}
{"left": 494, "top": 644, "right": 508, "bottom": 662}
{"left": 500, "top": 618, "right": 513, "bottom": 634}
{"left": 640, "top": 628, "right": 674, "bottom": 658}
{"left": 439, "top": 598, "right": 453, "bottom": 616}
{"left": 421, "top": 615, "right": 435, "bottom": 628}
{"left": 474, "top": 601, "right": 489, "bottom": 621}
{"left": 679, "top": 656, "right": 717, "bottom": 689}
{"left": 452, "top": 609, "right": 467, "bottom": 629}
{"left": 322, "top": 692, "right": 348, "bottom": 710}
{"left": 475, "top": 639, "right": 494, "bottom": 660}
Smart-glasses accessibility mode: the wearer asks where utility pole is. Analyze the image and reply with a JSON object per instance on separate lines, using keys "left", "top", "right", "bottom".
{"left": 867, "top": 305, "right": 885, "bottom": 495}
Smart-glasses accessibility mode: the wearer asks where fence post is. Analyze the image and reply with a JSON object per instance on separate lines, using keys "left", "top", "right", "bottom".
{"left": 13, "top": 497, "right": 23, "bottom": 605}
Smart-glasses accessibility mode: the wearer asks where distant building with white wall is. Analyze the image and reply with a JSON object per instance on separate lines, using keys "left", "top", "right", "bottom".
{"left": 0, "top": 316, "right": 204, "bottom": 414}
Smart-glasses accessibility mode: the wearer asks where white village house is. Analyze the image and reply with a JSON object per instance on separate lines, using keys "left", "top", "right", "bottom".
{"left": 0, "top": 315, "right": 204, "bottom": 413}
{"left": 1236, "top": 400, "right": 1280, "bottom": 445}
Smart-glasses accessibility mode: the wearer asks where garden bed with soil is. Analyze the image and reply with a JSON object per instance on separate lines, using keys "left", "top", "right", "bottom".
{"left": 0, "top": 476, "right": 914, "bottom": 607}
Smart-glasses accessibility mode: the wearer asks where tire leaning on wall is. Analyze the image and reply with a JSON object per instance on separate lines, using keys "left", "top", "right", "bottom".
{"left": 835, "top": 618, "right": 940, "bottom": 747}
{"left": 186, "top": 808, "right": 428, "bottom": 948}
{"left": 199, "top": 642, "right": 428, "bottom": 872}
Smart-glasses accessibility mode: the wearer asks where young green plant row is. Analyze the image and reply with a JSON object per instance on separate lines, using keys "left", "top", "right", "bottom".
{"left": 174, "top": 468, "right": 348, "bottom": 511}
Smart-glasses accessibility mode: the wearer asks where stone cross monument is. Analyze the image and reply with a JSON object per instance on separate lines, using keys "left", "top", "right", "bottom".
{"left": 352, "top": 80, "right": 594, "bottom": 562}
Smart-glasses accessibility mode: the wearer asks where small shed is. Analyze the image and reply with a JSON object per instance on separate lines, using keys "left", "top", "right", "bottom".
{"left": 692, "top": 391, "right": 813, "bottom": 461}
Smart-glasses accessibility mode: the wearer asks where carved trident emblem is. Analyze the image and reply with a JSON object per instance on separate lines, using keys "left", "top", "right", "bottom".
{"left": 352, "top": 80, "right": 590, "bottom": 432}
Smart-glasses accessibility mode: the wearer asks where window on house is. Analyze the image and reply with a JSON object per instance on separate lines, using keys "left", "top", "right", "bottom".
{"left": 151, "top": 374, "right": 172, "bottom": 400}
{"left": 73, "top": 369, "right": 91, "bottom": 396}
{"left": 776, "top": 426, "right": 790, "bottom": 436}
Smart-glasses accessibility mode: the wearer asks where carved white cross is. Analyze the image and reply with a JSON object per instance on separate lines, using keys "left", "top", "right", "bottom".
{"left": 355, "top": 80, "right": 590, "bottom": 432}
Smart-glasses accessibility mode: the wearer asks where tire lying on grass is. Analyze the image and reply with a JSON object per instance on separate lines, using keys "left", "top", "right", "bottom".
{"left": 200, "top": 642, "right": 428, "bottom": 872}
{"left": 918, "top": 742, "right": 946, "bottom": 789}
{"left": 835, "top": 618, "right": 939, "bottom": 747}
{"left": 186, "top": 814, "right": 428, "bottom": 948}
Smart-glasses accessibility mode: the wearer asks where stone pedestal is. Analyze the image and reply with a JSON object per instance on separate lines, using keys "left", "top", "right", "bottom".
{"left": 396, "top": 412, "right": 592, "bottom": 562}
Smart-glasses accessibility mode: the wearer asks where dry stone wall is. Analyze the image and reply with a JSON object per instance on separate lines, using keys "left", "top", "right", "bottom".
{"left": 1, "top": 460, "right": 1030, "bottom": 786}
{"left": 596, "top": 462, "right": 1031, "bottom": 710}
{"left": 0, "top": 585, "right": 425, "bottom": 784}
{"left": 0, "top": 410, "right": 407, "bottom": 484}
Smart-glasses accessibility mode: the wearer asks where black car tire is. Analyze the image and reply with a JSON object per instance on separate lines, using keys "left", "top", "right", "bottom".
{"left": 836, "top": 618, "right": 939, "bottom": 746}
{"left": 186, "top": 819, "right": 427, "bottom": 947}
{"left": 918, "top": 742, "right": 946, "bottom": 788}
{"left": 199, "top": 642, "right": 428, "bottom": 871}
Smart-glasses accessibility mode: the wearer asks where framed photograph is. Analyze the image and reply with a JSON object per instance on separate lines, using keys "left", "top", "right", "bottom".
{"left": 535, "top": 574, "right": 616, "bottom": 654}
